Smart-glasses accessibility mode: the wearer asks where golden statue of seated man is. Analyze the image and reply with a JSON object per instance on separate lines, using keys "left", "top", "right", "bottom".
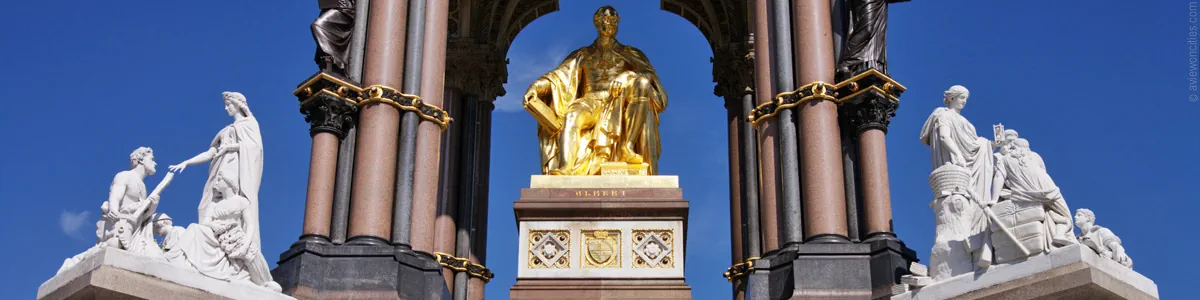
{"left": 523, "top": 6, "right": 668, "bottom": 176}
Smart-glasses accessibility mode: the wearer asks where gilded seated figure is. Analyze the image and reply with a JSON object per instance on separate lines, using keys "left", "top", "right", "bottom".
{"left": 523, "top": 6, "right": 667, "bottom": 175}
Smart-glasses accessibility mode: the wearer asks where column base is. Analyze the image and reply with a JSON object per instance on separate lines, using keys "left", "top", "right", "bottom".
{"left": 272, "top": 240, "right": 449, "bottom": 300}
{"left": 745, "top": 239, "right": 917, "bottom": 300}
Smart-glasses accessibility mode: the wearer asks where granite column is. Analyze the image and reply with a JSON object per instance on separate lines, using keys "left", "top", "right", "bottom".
{"left": 768, "top": 0, "right": 804, "bottom": 250}
{"left": 435, "top": 87, "right": 463, "bottom": 287}
{"left": 410, "top": 0, "right": 450, "bottom": 252}
{"left": 791, "top": 0, "right": 850, "bottom": 244}
{"left": 329, "top": 0, "right": 370, "bottom": 245}
{"left": 467, "top": 98, "right": 494, "bottom": 300}
{"left": 855, "top": 99, "right": 898, "bottom": 241}
{"left": 348, "top": 0, "right": 409, "bottom": 245}
{"left": 300, "top": 127, "right": 340, "bottom": 243}
{"left": 725, "top": 96, "right": 745, "bottom": 299}
{"left": 752, "top": 2, "right": 780, "bottom": 251}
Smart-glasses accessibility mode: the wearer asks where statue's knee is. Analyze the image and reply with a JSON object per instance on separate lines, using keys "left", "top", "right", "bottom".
{"left": 634, "top": 77, "right": 653, "bottom": 93}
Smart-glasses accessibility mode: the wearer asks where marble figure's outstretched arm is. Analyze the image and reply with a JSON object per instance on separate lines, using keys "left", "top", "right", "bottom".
{"left": 169, "top": 147, "right": 218, "bottom": 173}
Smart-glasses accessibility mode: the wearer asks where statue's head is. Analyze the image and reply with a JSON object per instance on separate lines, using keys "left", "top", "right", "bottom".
{"left": 998, "top": 129, "right": 1019, "bottom": 154}
{"left": 1075, "top": 208, "right": 1095, "bottom": 229}
{"left": 212, "top": 173, "right": 238, "bottom": 197}
{"left": 130, "top": 147, "right": 156, "bottom": 175}
{"left": 223, "top": 91, "right": 252, "bottom": 118}
{"left": 153, "top": 213, "right": 173, "bottom": 236}
{"left": 943, "top": 85, "right": 969, "bottom": 109}
{"left": 1014, "top": 138, "right": 1030, "bottom": 154}
{"left": 593, "top": 6, "right": 620, "bottom": 38}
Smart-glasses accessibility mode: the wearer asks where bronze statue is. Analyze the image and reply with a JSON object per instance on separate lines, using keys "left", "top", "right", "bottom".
{"left": 838, "top": 0, "right": 891, "bottom": 77}
{"left": 523, "top": 6, "right": 668, "bottom": 176}
{"left": 311, "top": 0, "right": 356, "bottom": 77}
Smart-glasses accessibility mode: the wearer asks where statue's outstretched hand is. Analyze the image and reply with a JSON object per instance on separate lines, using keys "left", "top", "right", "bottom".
{"left": 169, "top": 164, "right": 186, "bottom": 173}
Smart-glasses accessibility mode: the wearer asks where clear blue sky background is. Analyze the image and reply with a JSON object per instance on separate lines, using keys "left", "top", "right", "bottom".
{"left": 0, "top": 1, "right": 1194, "bottom": 299}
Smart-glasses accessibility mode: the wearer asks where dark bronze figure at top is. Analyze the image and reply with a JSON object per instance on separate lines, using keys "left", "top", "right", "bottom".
{"left": 311, "top": 0, "right": 357, "bottom": 78}
{"left": 838, "top": 0, "right": 893, "bottom": 78}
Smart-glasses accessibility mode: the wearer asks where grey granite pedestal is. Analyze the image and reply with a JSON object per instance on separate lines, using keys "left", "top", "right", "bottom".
{"left": 271, "top": 240, "right": 450, "bottom": 300}
{"left": 745, "top": 239, "right": 918, "bottom": 300}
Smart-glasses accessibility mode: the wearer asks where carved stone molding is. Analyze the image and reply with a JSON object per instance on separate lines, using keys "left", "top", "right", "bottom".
{"left": 843, "top": 96, "right": 898, "bottom": 134}
{"left": 528, "top": 230, "right": 570, "bottom": 269}
{"left": 446, "top": 41, "right": 508, "bottom": 101}
{"left": 712, "top": 44, "right": 754, "bottom": 101}
{"left": 632, "top": 229, "right": 675, "bottom": 268}
{"left": 301, "top": 95, "right": 358, "bottom": 138}
{"left": 294, "top": 72, "right": 361, "bottom": 138}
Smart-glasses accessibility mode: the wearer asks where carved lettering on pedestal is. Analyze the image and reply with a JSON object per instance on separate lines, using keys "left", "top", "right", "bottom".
{"left": 573, "top": 190, "right": 628, "bottom": 197}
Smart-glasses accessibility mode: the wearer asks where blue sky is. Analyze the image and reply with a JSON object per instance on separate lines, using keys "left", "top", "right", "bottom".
{"left": 0, "top": 1, "right": 1194, "bottom": 299}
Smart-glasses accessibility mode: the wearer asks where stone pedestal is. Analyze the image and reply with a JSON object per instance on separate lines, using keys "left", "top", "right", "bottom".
{"left": 510, "top": 175, "right": 692, "bottom": 300}
{"left": 892, "top": 244, "right": 1158, "bottom": 300}
{"left": 38, "top": 248, "right": 295, "bottom": 300}
{"left": 745, "top": 239, "right": 918, "bottom": 300}
{"left": 271, "top": 242, "right": 450, "bottom": 299}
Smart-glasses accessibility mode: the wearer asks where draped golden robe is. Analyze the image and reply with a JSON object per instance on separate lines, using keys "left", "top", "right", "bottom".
{"left": 526, "top": 42, "right": 667, "bottom": 175}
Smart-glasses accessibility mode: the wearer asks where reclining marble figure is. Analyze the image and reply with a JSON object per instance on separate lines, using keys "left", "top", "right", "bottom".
{"left": 1075, "top": 208, "right": 1133, "bottom": 268}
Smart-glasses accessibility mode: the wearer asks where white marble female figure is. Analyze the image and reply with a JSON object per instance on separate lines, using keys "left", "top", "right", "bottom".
{"left": 168, "top": 91, "right": 277, "bottom": 291}
{"left": 920, "top": 85, "right": 995, "bottom": 269}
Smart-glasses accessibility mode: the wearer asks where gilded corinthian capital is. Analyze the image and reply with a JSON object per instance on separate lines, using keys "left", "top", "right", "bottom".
{"left": 522, "top": 6, "right": 667, "bottom": 176}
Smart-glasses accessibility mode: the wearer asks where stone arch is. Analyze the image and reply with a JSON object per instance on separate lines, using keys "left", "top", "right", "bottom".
{"left": 446, "top": 0, "right": 754, "bottom": 99}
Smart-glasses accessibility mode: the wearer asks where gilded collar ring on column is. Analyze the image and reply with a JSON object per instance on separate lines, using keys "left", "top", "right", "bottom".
{"left": 747, "top": 81, "right": 838, "bottom": 126}
{"left": 433, "top": 252, "right": 495, "bottom": 283}
{"left": 359, "top": 84, "right": 453, "bottom": 130}
{"left": 294, "top": 72, "right": 363, "bottom": 107}
{"left": 722, "top": 256, "right": 760, "bottom": 282}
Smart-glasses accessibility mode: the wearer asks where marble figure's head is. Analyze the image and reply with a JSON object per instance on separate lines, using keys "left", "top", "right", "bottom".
{"left": 153, "top": 213, "right": 173, "bottom": 235}
{"left": 212, "top": 173, "right": 239, "bottom": 198}
{"left": 943, "top": 85, "right": 969, "bottom": 109}
{"left": 130, "top": 147, "right": 156, "bottom": 175}
{"left": 1075, "top": 208, "right": 1095, "bottom": 229}
{"left": 223, "top": 91, "right": 252, "bottom": 118}
{"left": 593, "top": 6, "right": 620, "bottom": 38}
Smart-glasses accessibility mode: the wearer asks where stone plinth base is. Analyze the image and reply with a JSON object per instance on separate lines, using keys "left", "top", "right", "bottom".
{"left": 744, "top": 240, "right": 918, "bottom": 300}
{"left": 271, "top": 241, "right": 449, "bottom": 300}
{"left": 38, "top": 248, "right": 294, "bottom": 300}
{"left": 510, "top": 278, "right": 692, "bottom": 300}
{"left": 512, "top": 175, "right": 691, "bottom": 300}
{"left": 892, "top": 244, "right": 1158, "bottom": 300}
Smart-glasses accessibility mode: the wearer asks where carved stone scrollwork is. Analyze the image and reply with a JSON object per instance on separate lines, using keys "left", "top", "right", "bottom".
{"left": 632, "top": 230, "right": 674, "bottom": 268}
{"left": 294, "top": 72, "right": 361, "bottom": 138}
{"left": 711, "top": 44, "right": 754, "bottom": 101}
{"left": 301, "top": 95, "right": 358, "bottom": 138}
{"left": 844, "top": 96, "right": 899, "bottom": 134}
{"left": 446, "top": 41, "right": 508, "bottom": 101}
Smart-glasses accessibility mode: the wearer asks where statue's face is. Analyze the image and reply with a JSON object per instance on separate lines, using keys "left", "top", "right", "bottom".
{"left": 1074, "top": 212, "right": 1092, "bottom": 228}
{"left": 155, "top": 219, "right": 172, "bottom": 235}
{"left": 224, "top": 99, "right": 238, "bottom": 117}
{"left": 141, "top": 154, "right": 157, "bottom": 175}
{"left": 949, "top": 94, "right": 967, "bottom": 109}
{"left": 594, "top": 15, "right": 619, "bottom": 38}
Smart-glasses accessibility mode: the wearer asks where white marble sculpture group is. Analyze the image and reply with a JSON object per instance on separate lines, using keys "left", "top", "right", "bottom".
{"left": 913, "top": 85, "right": 1133, "bottom": 284}
{"left": 55, "top": 92, "right": 282, "bottom": 293}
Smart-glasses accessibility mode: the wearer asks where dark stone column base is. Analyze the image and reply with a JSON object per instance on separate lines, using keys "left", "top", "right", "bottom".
{"left": 272, "top": 241, "right": 450, "bottom": 300}
{"left": 745, "top": 240, "right": 916, "bottom": 300}
{"left": 867, "top": 239, "right": 918, "bottom": 299}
